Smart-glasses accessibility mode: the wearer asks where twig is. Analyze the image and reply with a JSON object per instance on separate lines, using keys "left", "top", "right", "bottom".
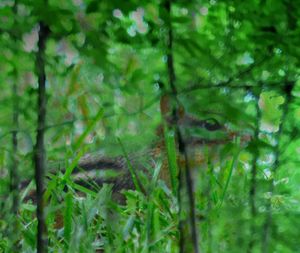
{"left": 184, "top": 56, "right": 267, "bottom": 93}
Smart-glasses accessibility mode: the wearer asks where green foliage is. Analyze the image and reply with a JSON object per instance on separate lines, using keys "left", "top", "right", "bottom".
{"left": 0, "top": 0, "right": 300, "bottom": 252}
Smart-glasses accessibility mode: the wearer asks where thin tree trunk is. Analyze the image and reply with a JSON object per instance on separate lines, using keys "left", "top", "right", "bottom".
{"left": 164, "top": 1, "right": 200, "bottom": 252}
{"left": 247, "top": 87, "right": 261, "bottom": 253}
{"left": 206, "top": 153, "right": 214, "bottom": 253}
{"left": 34, "top": 21, "right": 49, "bottom": 253}
{"left": 10, "top": 75, "right": 20, "bottom": 250}
{"left": 9, "top": 1, "right": 20, "bottom": 250}
{"left": 261, "top": 81, "right": 294, "bottom": 253}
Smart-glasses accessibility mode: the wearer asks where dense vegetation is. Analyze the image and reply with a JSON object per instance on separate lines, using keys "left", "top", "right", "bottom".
{"left": 1, "top": 0, "right": 300, "bottom": 252}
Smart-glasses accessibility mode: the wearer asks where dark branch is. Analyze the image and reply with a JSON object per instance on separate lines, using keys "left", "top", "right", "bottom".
{"left": 164, "top": 1, "right": 199, "bottom": 252}
{"left": 8, "top": 1, "right": 21, "bottom": 251}
{"left": 34, "top": 21, "right": 50, "bottom": 253}
{"left": 247, "top": 85, "right": 262, "bottom": 252}
{"left": 261, "top": 80, "right": 295, "bottom": 253}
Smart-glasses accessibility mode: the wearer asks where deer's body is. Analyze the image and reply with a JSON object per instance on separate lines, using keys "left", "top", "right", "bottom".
{"left": 21, "top": 93, "right": 249, "bottom": 203}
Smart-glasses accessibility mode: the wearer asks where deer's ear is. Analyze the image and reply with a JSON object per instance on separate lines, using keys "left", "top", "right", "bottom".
{"left": 160, "top": 93, "right": 186, "bottom": 122}
{"left": 177, "top": 104, "right": 185, "bottom": 120}
{"left": 160, "top": 94, "right": 171, "bottom": 118}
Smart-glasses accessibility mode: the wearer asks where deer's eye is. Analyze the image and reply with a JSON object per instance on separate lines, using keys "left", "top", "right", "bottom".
{"left": 203, "top": 118, "right": 223, "bottom": 131}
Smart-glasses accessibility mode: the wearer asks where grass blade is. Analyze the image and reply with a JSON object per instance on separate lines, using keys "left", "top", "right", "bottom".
{"left": 163, "top": 125, "right": 178, "bottom": 196}
{"left": 219, "top": 139, "right": 241, "bottom": 207}
{"left": 64, "top": 191, "right": 73, "bottom": 251}
{"left": 117, "top": 138, "right": 143, "bottom": 193}
{"left": 73, "top": 108, "right": 104, "bottom": 150}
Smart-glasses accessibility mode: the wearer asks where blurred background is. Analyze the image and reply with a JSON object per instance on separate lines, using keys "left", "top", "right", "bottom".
{"left": 1, "top": 0, "right": 300, "bottom": 252}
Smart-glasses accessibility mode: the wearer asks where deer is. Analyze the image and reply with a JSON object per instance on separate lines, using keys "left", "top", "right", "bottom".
{"left": 20, "top": 91, "right": 250, "bottom": 206}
